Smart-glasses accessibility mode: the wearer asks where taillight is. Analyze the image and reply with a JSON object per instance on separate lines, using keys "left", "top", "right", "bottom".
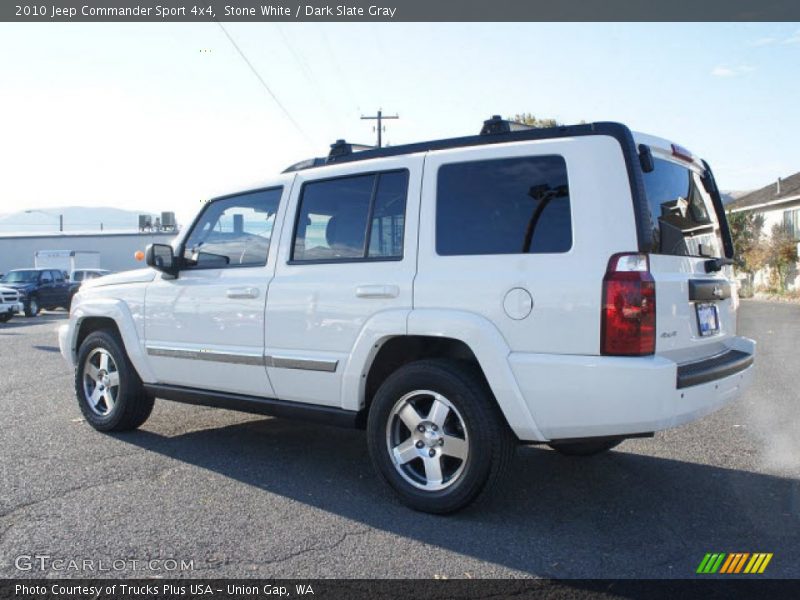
{"left": 601, "top": 253, "right": 656, "bottom": 356}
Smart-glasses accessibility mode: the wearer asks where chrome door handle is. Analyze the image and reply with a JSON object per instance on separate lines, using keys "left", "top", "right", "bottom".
{"left": 355, "top": 285, "right": 399, "bottom": 299}
{"left": 226, "top": 287, "right": 259, "bottom": 299}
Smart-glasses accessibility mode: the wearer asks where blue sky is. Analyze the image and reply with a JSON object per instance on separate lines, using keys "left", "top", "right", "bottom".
{"left": 1, "top": 22, "right": 798, "bottom": 224}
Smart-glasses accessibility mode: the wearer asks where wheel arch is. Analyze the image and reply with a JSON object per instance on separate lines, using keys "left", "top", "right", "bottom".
{"left": 70, "top": 299, "right": 156, "bottom": 383}
{"left": 346, "top": 309, "right": 545, "bottom": 442}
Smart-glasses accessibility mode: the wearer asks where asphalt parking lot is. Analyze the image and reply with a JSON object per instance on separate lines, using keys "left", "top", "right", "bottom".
{"left": 0, "top": 301, "right": 798, "bottom": 579}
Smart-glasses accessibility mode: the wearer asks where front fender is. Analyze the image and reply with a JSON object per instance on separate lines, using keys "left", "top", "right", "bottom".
{"left": 67, "top": 297, "right": 156, "bottom": 383}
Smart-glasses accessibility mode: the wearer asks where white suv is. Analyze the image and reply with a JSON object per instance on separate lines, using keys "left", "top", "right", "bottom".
{"left": 59, "top": 119, "right": 755, "bottom": 513}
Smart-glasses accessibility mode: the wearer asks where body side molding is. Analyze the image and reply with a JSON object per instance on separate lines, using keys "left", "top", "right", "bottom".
{"left": 144, "top": 384, "right": 359, "bottom": 428}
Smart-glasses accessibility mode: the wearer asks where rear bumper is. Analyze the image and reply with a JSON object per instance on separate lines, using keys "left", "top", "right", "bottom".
{"left": 509, "top": 337, "right": 756, "bottom": 441}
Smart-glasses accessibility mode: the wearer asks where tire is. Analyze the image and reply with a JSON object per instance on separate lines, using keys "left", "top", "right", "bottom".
{"left": 24, "top": 296, "right": 40, "bottom": 317}
{"left": 367, "top": 359, "right": 516, "bottom": 514}
{"left": 74, "top": 330, "right": 154, "bottom": 432}
{"left": 0, "top": 313, "right": 11, "bottom": 323}
{"left": 548, "top": 438, "right": 623, "bottom": 457}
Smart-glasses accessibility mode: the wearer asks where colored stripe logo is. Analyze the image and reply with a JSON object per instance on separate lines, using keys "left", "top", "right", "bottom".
{"left": 696, "top": 553, "right": 773, "bottom": 574}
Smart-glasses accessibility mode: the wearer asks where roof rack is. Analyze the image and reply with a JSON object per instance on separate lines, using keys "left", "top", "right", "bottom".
{"left": 282, "top": 118, "right": 629, "bottom": 173}
{"left": 328, "top": 139, "right": 376, "bottom": 160}
{"left": 479, "top": 115, "right": 534, "bottom": 136}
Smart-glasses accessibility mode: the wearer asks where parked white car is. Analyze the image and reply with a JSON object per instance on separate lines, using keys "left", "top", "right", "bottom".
{"left": 59, "top": 119, "right": 755, "bottom": 513}
{"left": 0, "top": 286, "right": 23, "bottom": 322}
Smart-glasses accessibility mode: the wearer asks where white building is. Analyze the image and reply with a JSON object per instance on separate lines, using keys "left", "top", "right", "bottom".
{"left": 0, "top": 231, "right": 177, "bottom": 276}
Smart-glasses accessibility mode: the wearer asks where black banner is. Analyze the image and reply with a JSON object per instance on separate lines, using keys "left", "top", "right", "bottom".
{"left": 2, "top": 579, "right": 800, "bottom": 600}
{"left": 3, "top": 0, "right": 800, "bottom": 22}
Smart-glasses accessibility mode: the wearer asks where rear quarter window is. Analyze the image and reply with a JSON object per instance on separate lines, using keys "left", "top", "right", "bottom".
{"left": 436, "top": 155, "right": 572, "bottom": 256}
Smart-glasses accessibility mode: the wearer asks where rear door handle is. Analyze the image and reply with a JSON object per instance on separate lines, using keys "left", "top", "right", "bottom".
{"left": 226, "top": 287, "right": 259, "bottom": 299}
{"left": 356, "top": 285, "right": 399, "bottom": 299}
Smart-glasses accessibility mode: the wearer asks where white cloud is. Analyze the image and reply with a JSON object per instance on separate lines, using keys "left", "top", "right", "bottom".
{"left": 748, "top": 30, "right": 800, "bottom": 46}
{"left": 711, "top": 64, "right": 756, "bottom": 77}
{"left": 711, "top": 66, "right": 736, "bottom": 77}
{"left": 748, "top": 37, "right": 776, "bottom": 47}
{"left": 783, "top": 30, "right": 800, "bottom": 44}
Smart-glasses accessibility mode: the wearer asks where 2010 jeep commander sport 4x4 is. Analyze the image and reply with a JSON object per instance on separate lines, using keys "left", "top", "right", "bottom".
{"left": 59, "top": 119, "right": 755, "bottom": 513}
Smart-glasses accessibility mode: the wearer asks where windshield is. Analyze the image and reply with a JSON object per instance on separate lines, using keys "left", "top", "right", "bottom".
{"left": 2, "top": 270, "right": 39, "bottom": 283}
{"left": 642, "top": 157, "right": 723, "bottom": 258}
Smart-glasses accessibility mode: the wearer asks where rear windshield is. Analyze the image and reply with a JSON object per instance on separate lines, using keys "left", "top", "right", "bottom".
{"left": 642, "top": 157, "right": 723, "bottom": 258}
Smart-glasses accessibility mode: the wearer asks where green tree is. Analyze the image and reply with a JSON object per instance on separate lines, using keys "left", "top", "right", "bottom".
{"left": 728, "top": 211, "right": 767, "bottom": 275}
{"left": 767, "top": 223, "right": 799, "bottom": 292}
{"left": 511, "top": 113, "right": 560, "bottom": 128}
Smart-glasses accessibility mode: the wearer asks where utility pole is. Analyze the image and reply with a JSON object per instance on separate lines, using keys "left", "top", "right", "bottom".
{"left": 361, "top": 109, "right": 398, "bottom": 148}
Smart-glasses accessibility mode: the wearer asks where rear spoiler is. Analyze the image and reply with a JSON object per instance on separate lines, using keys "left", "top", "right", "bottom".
{"left": 700, "top": 159, "right": 734, "bottom": 260}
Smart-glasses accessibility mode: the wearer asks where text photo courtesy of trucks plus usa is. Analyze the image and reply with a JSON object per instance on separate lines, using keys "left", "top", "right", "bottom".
{"left": 1, "top": 6, "right": 799, "bottom": 594}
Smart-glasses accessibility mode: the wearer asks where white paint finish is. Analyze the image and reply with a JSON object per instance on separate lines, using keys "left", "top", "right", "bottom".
{"left": 503, "top": 287, "right": 533, "bottom": 320}
{"left": 67, "top": 291, "right": 156, "bottom": 383}
{"left": 81, "top": 267, "right": 156, "bottom": 290}
{"left": 264, "top": 155, "right": 423, "bottom": 408}
{"left": 648, "top": 254, "right": 737, "bottom": 364}
{"left": 407, "top": 309, "right": 545, "bottom": 442}
{"left": 143, "top": 178, "right": 295, "bottom": 398}
{"left": 56, "top": 128, "right": 757, "bottom": 448}
{"left": 415, "top": 136, "right": 638, "bottom": 355}
{"left": 510, "top": 336, "right": 756, "bottom": 440}
{"left": 339, "top": 309, "right": 409, "bottom": 411}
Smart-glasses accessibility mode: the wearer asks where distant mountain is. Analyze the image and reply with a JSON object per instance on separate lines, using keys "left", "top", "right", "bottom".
{"left": 720, "top": 190, "right": 751, "bottom": 206}
{"left": 0, "top": 206, "right": 150, "bottom": 234}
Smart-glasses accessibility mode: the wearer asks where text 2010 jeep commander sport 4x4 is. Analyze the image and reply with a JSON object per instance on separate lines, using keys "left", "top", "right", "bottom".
{"left": 59, "top": 119, "right": 755, "bottom": 513}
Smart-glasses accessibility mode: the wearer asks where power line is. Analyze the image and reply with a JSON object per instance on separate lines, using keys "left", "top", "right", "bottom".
{"left": 215, "top": 22, "right": 315, "bottom": 147}
{"left": 273, "top": 24, "right": 344, "bottom": 131}
{"left": 361, "top": 109, "right": 399, "bottom": 148}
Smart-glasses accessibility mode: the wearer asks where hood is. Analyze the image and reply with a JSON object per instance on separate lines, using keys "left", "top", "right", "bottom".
{"left": 80, "top": 268, "right": 157, "bottom": 290}
{"left": 1, "top": 282, "right": 34, "bottom": 292}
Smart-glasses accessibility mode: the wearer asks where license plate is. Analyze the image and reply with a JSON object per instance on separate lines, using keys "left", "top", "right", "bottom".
{"left": 696, "top": 302, "right": 720, "bottom": 337}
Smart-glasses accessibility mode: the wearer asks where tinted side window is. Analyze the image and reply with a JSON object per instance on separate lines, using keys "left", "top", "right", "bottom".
{"left": 53, "top": 270, "right": 64, "bottom": 282}
{"left": 40, "top": 271, "right": 53, "bottom": 283}
{"left": 183, "top": 187, "right": 282, "bottom": 269}
{"left": 436, "top": 156, "right": 572, "bottom": 256}
{"left": 368, "top": 171, "right": 408, "bottom": 258}
{"left": 293, "top": 170, "right": 408, "bottom": 262}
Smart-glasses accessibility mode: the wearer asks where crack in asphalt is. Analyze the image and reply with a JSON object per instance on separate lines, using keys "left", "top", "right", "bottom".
{"left": 187, "top": 529, "right": 372, "bottom": 574}
{"left": 0, "top": 466, "right": 182, "bottom": 539}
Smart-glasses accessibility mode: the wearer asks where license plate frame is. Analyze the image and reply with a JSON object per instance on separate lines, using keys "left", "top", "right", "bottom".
{"left": 696, "top": 302, "right": 720, "bottom": 337}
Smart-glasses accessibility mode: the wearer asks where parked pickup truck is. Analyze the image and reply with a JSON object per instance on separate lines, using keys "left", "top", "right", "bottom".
{"left": 1, "top": 268, "right": 72, "bottom": 316}
{"left": 58, "top": 118, "right": 755, "bottom": 513}
{"left": 0, "top": 286, "right": 23, "bottom": 323}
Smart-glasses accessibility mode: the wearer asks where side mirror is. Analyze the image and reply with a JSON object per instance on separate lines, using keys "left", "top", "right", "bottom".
{"left": 145, "top": 243, "right": 178, "bottom": 277}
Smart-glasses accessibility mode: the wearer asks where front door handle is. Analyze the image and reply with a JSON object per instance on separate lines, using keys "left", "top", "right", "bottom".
{"left": 356, "top": 285, "right": 399, "bottom": 299}
{"left": 226, "top": 287, "right": 259, "bottom": 299}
